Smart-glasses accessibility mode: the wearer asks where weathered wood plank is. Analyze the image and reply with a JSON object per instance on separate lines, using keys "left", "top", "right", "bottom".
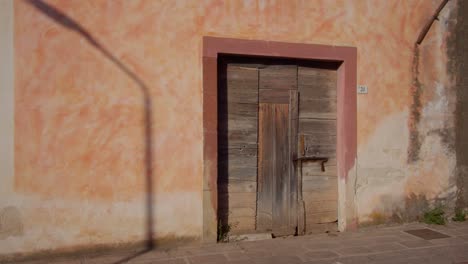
{"left": 259, "top": 65, "right": 297, "bottom": 90}
{"left": 303, "top": 190, "right": 337, "bottom": 202}
{"left": 219, "top": 66, "right": 258, "bottom": 105}
{"left": 298, "top": 67, "right": 337, "bottom": 100}
{"left": 301, "top": 134, "right": 336, "bottom": 146}
{"left": 259, "top": 89, "right": 290, "bottom": 104}
{"left": 218, "top": 165, "right": 257, "bottom": 181}
{"left": 302, "top": 143, "right": 336, "bottom": 158}
{"left": 299, "top": 98, "right": 337, "bottom": 119}
{"left": 297, "top": 66, "right": 338, "bottom": 234}
{"left": 306, "top": 211, "right": 338, "bottom": 224}
{"left": 227, "top": 65, "right": 258, "bottom": 82}
{"left": 219, "top": 118, "right": 258, "bottom": 132}
{"left": 299, "top": 86, "right": 337, "bottom": 100}
{"left": 272, "top": 103, "right": 291, "bottom": 236}
{"left": 289, "top": 90, "right": 299, "bottom": 232}
{"left": 219, "top": 145, "right": 257, "bottom": 157}
{"left": 299, "top": 119, "right": 337, "bottom": 135}
{"left": 218, "top": 180, "right": 257, "bottom": 193}
{"left": 301, "top": 157, "right": 337, "bottom": 165}
{"left": 218, "top": 192, "right": 257, "bottom": 209}
{"left": 302, "top": 176, "right": 337, "bottom": 192}
{"left": 219, "top": 87, "right": 258, "bottom": 105}
{"left": 257, "top": 103, "right": 275, "bottom": 231}
{"left": 218, "top": 114, "right": 257, "bottom": 147}
{"left": 219, "top": 64, "right": 259, "bottom": 216}
{"left": 219, "top": 103, "right": 258, "bottom": 119}
{"left": 305, "top": 200, "right": 338, "bottom": 213}
{"left": 218, "top": 147, "right": 257, "bottom": 168}
{"left": 219, "top": 131, "right": 257, "bottom": 147}
{"left": 218, "top": 207, "right": 256, "bottom": 218}
{"left": 302, "top": 163, "right": 337, "bottom": 177}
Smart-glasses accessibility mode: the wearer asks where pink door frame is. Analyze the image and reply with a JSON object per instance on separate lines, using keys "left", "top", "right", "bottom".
{"left": 202, "top": 36, "right": 357, "bottom": 242}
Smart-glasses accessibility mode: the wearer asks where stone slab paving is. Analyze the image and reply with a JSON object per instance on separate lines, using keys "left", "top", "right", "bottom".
{"left": 9, "top": 222, "right": 468, "bottom": 264}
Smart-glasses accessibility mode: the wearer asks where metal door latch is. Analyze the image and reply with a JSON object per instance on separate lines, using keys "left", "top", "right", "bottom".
{"left": 293, "top": 157, "right": 328, "bottom": 172}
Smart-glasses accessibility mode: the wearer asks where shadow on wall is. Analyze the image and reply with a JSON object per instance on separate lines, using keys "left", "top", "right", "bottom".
{"left": 26, "top": 0, "right": 155, "bottom": 262}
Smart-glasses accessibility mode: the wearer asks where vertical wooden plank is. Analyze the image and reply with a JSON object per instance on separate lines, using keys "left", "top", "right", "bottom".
{"left": 298, "top": 66, "right": 338, "bottom": 234}
{"left": 298, "top": 134, "right": 305, "bottom": 234}
{"left": 218, "top": 64, "right": 259, "bottom": 234}
{"left": 257, "top": 103, "right": 275, "bottom": 231}
{"left": 272, "top": 104, "right": 290, "bottom": 236}
{"left": 289, "top": 90, "right": 299, "bottom": 233}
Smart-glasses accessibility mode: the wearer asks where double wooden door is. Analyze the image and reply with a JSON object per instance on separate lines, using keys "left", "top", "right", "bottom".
{"left": 218, "top": 61, "right": 338, "bottom": 237}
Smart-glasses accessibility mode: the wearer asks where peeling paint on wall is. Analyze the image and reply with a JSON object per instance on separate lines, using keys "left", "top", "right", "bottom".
{"left": 357, "top": 0, "right": 459, "bottom": 225}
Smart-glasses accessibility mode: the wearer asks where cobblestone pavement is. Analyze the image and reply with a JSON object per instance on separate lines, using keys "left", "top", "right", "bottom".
{"left": 11, "top": 222, "right": 468, "bottom": 264}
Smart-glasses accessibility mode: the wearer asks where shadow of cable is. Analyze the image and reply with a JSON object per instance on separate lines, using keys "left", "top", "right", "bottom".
{"left": 25, "top": 0, "right": 156, "bottom": 262}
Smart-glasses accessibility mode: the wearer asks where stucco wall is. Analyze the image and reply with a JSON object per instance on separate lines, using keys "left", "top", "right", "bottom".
{"left": 0, "top": 0, "right": 462, "bottom": 257}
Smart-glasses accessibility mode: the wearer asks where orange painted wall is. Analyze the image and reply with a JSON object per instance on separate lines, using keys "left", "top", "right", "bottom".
{"left": 0, "top": 0, "right": 459, "bottom": 256}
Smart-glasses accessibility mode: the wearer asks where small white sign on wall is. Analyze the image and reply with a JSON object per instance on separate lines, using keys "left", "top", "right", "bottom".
{"left": 357, "top": 85, "right": 368, "bottom": 94}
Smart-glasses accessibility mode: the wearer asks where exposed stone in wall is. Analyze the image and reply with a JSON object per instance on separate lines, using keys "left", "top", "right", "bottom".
{"left": 448, "top": 0, "right": 468, "bottom": 210}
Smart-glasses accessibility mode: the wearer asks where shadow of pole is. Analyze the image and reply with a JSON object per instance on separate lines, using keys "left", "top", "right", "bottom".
{"left": 25, "top": 0, "right": 156, "bottom": 260}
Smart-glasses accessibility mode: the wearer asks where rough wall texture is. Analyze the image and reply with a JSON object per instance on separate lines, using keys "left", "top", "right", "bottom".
{"left": 449, "top": 0, "right": 468, "bottom": 210}
{"left": 0, "top": 0, "right": 463, "bottom": 257}
{"left": 356, "top": 0, "right": 459, "bottom": 224}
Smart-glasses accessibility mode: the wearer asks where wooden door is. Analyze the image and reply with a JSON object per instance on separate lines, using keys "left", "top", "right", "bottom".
{"left": 257, "top": 66, "right": 298, "bottom": 237}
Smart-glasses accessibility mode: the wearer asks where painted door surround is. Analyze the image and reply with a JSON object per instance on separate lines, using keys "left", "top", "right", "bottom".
{"left": 202, "top": 36, "right": 357, "bottom": 242}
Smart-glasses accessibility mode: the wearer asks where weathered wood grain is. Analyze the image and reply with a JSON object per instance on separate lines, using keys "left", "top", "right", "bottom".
{"left": 298, "top": 67, "right": 337, "bottom": 100}
{"left": 257, "top": 103, "right": 275, "bottom": 231}
{"left": 218, "top": 64, "right": 259, "bottom": 234}
{"left": 302, "top": 163, "right": 337, "bottom": 177}
{"left": 302, "top": 143, "right": 336, "bottom": 158}
{"left": 219, "top": 66, "right": 258, "bottom": 104}
{"left": 301, "top": 134, "right": 336, "bottom": 146}
{"left": 272, "top": 103, "right": 291, "bottom": 236}
{"left": 299, "top": 119, "right": 337, "bottom": 135}
{"left": 299, "top": 98, "right": 337, "bottom": 119}
{"left": 306, "top": 211, "right": 338, "bottom": 224}
{"left": 219, "top": 120, "right": 258, "bottom": 147}
{"left": 302, "top": 176, "right": 337, "bottom": 192}
{"left": 219, "top": 102, "right": 258, "bottom": 119}
{"left": 296, "top": 66, "right": 338, "bottom": 235}
{"left": 259, "top": 65, "right": 297, "bottom": 90}
{"left": 218, "top": 192, "right": 257, "bottom": 209}
{"left": 305, "top": 200, "right": 337, "bottom": 216}
{"left": 218, "top": 148, "right": 257, "bottom": 168}
{"left": 303, "top": 190, "right": 337, "bottom": 202}
{"left": 218, "top": 180, "right": 257, "bottom": 193}
{"left": 259, "top": 89, "right": 290, "bottom": 104}
{"left": 289, "top": 91, "right": 299, "bottom": 232}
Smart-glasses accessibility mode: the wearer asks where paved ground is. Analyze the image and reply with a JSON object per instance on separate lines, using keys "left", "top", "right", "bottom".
{"left": 13, "top": 222, "right": 468, "bottom": 264}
